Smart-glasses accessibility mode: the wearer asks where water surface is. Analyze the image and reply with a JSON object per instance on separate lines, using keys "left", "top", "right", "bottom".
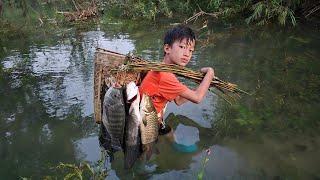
{"left": 0, "top": 20, "right": 319, "bottom": 179}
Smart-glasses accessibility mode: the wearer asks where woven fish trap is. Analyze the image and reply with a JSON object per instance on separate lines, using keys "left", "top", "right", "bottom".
{"left": 112, "top": 69, "right": 140, "bottom": 87}
{"left": 94, "top": 48, "right": 142, "bottom": 123}
{"left": 106, "top": 54, "right": 145, "bottom": 87}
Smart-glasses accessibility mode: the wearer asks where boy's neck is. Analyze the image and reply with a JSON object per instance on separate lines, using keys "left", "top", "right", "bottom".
{"left": 163, "top": 55, "right": 174, "bottom": 65}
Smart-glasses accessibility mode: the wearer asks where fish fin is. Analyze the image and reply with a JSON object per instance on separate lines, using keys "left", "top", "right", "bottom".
{"left": 126, "top": 81, "right": 138, "bottom": 101}
{"left": 142, "top": 142, "right": 156, "bottom": 161}
{"left": 102, "top": 102, "right": 110, "bottom": 126}
{"left": 124, "top": 144, "right": 142, "bottom": 169}
{"left": 111, "top": 139, "right": 123, "bottom": 152}
{"left": 107, "top": 150, "right": 115, "bottom": 162}
{"left": 99, "top": 124, "right": 115, "bottom": 163}
{"left": 143, "top": 119, "right": 147, "bottom": 126}
{"left": 154, "top": 147, "right": 160, "bottom": 155}
{"left": 140, "top": 110, "right": 147, "bottom": 126}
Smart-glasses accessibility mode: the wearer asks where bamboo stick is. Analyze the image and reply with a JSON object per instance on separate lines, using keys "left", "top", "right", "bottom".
{"left": 109, "top": 59, "right": 249, "bottom": 104}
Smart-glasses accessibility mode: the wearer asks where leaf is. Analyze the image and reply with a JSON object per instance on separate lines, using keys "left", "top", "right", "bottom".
{"left": 197, "top": 171, "right": 204, "bottom": 180}
{"left": 235, "top": 118, "right": 248, "bottom": 126}
{"left": 64, "top": 173, "right": 78, "bottom": 180}
{"left": 20, "top": 178, "right": 30, "bottom": 180}
{"left": 288, "top": 10, "right": 297, "bottom": 26}
{"left": 278, "top": 6, "right": 288, "bottom": 25}
{"left": 82, "top": 163, "right": 94, "bottom": 175}
{"left": 205, "top": 158, "right": 209, "bottom": 163}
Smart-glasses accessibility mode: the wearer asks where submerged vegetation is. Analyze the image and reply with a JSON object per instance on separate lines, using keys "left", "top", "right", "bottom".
{"left": 54, "top": 160, "right": 107, "bottom": 180}
{"left": 209, "top": 28, "right": 320, "bottom": 137}
{"left": 197, "top": 149, "right": 211, "bottom": 180}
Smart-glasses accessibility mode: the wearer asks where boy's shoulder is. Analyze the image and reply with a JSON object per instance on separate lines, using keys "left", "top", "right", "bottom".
{"left": 159, "top": 72, "right": 177, "bottom": 80}
{"left": 159, "top": 72, "right": 184, "bottom": 86}
{"left": 143, "top": 71, "right": 180, "bottom": 84}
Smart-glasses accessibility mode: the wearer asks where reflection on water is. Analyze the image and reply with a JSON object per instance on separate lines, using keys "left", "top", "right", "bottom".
{"left": 165, "top": 92, "right": 216, "bottom": 128}
{"left": 191, "top": 145, "right": 246, "bottom": 179}
{"left": 1, "top": 30, "right": 135, "bottom": 119}
{"left": 0, "top": 20, "right": 319, "bottom": 179}
{"left": 0, "top": 24, "right": 146, "bottom": 179}
{"left": 74, "top": 136, "right": 101, "bottom": 162}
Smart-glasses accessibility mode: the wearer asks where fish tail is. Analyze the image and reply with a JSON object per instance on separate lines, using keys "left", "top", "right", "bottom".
{"left": 124, "top": 144, "right": 142, "bottom": 169}
{"left": 142, "top": 142, "right": 156, "bottom": 161}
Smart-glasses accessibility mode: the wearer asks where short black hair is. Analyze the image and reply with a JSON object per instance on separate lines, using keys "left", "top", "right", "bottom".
{"left": 163, "top": 25, "right": 196, "bottom": 46}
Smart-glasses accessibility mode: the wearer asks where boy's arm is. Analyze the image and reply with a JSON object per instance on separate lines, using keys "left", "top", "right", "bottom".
{"left": 174, "top": 95, "right": 188, "bottom": 105}
{"left": 175, "top": 67, "right": 214, "bottom": 105}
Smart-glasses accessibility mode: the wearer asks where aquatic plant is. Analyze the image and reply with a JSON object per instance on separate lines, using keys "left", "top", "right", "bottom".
{"left": 197, "top": 148, "right": 211, "bottom": 180}
{"left": 56, "top": 158, "right": 107, "bottom": 179}
{"left": 44, "top": 149, "right": 109, "bottom": 179}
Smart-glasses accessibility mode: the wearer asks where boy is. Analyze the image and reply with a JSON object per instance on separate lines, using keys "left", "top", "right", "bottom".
{"left": 139, "top": 25, "right": 214, "bottom": 135}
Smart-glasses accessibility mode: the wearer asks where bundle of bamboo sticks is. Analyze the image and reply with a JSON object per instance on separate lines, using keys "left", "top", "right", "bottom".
{"left": 110, "top": 56, "right": 249, "bottom": 104}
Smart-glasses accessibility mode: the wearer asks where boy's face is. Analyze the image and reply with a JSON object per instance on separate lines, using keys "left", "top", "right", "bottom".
{"left": 164, "top": 38, "right": 195, "bottom": 67}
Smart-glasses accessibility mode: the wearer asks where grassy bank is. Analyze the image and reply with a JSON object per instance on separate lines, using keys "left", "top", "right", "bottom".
{"left": 104, "top": 0, "right": 320, "bottom": 26}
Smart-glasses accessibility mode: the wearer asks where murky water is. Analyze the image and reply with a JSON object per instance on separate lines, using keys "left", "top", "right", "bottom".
{"left": 0, "top": 19, "right": 319, "bottom": 179}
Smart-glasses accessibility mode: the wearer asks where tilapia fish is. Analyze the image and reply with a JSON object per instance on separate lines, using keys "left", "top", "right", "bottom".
{"left": 140, "top": 94, "right": 159, "bottom": 160}
{"left": 101, "top": 86, "right": 126, "bottom": 156}
{"left": 124, "top": 82, "right": 142, "bottom": 169}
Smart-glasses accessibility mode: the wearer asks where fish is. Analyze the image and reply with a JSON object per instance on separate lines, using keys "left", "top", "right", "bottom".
{"left": 124, "top": 82, "right": 143, "bottom": 169}
{"left": 101, "top": 86, "right": 126, "bottom": 159}
{"left": 139, "top": 94, "right": 159, "bottom": 160}
{"left": 99, "top": 121, "right": 112, "bottom": 158}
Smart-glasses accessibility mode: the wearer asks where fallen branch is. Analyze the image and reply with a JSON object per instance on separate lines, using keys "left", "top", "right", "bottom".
{"left": 57, "top": 1, "right": 98, "bottom": 22}
{"left": 184, "top": 6, "right": 221, "bottom": 24}
{"left": 305, "top": 4, "right": 320, "bottom": 18}
{"left": 72, "top": 0, "right": 80, "bottom": 12}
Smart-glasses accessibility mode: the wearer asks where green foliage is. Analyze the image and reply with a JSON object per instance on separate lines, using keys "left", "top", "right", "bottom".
{"left": 28, "top": 149, "right": 110, "bottom": 179}
{"left": 54, "top": 159, "right": 107, "bottom": 179}
{"left": 213, "top": 103, "right": 261, "bottom": 136}
{"left": 56, "top": 162, "right": 99, "bottom": 180}
{"left": 209, "top": 0, "right": 222, "bottom": 11}
{"left": 103, "top": 0, "right": 316, "bottom": 26}
{"left": 119, "top": 0, "right": 172, "bottom": 21}
{"left": 197, "top": 149, "right": 211, "bottom": 180}
{"left": 234, "top": 106, "right": 263, "bottom": 128}
{"left": 209, "top": 26, "right": 320, "bottom": 137}
{"left": 0, "top": 0, "right": 316, "bottom": 27}
{"left": 245, "top": 0, "right": 299, "bottom": 26}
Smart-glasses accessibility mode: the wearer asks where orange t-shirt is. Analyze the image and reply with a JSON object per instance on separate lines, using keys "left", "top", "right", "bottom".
{"left": 139, "top": 71, "right": 188, "bottom": 114}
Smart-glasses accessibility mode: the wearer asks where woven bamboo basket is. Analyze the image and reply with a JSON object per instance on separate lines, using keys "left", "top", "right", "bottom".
{"left": 93, "top": 48, "right": 140, "bottom": 123}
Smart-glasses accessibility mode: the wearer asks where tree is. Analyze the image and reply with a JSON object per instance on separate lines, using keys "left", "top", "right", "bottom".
{"left": 0, "top": 0, "right": 3, "bottom": 16}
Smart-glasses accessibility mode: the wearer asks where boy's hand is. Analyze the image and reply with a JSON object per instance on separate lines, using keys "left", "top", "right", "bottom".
{"left": 180, "top": 67, "right": 215, "bottom": 104}
{"left": 200, "top": 67, "right": 214, "bottom": 77}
